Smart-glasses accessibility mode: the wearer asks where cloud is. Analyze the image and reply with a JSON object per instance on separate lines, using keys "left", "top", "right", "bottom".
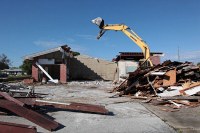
{"left": 162, "top": 50, "right": 200, "bottom": 63}
{"left": 68, "top": 43, "right": 88, "bottom": 53}
{"left": 33, "top": 40, "right": 88, "bottom": 54}
{"left": 76, "top": 34, "right": 109, "bottom": 41}
{"left": 66, "top": 37, "right": 76, "bottom": 43}
{"left": 34, "top": 40, "right": 64, "bottom": 48}
{"left": 180, "top": 51, "right": 200, "bottom": 62}
{"left": 76, "top": 34, "right": 96, "bottom": 40}
{"left": 162, "top": 53, "right": 177, "bottom": 61}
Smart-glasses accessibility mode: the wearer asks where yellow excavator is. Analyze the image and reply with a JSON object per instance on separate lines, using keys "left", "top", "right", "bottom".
{"left": 91, "top": 17, "right": 153, "bottom": 67}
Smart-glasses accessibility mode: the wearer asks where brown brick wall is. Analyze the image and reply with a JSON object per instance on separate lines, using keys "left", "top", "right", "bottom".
{"left": 150, "top": 56, "right": 160, "bottom": 65}
{"left": 60, "top": 64, "right": 67, "bottom": 83}
{"left": 32, "top": 63, "right": 39, "bottom": 81}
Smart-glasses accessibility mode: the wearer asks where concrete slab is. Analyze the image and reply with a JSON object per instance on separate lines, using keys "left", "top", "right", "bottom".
{"left": 0, "top": 81, "right": 176, "bottom": 133}
{"left": 142, "top": 103, "right": 200, "bottom": 133}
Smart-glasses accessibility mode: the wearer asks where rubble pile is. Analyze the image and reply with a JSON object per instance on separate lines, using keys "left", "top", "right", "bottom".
{"left": 0, "top": 83, "right": 38, "bottom": 97}
{"left": 113, "top": 60, "right": 200, "bottom": 109}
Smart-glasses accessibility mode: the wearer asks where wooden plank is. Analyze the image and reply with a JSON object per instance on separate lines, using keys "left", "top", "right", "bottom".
{"left": 0, "top": 121, "right": 37, "bottom": 133}
{"left": 163, "top": 69, "right": 176, "bottom": 86}
{"left": 0, "top": 101, "right": 59, "bottom": 131}
{"left": 180, "top": 82, "right": 200, "bottom": 93}
{"left": 35, "top": 99, "right": 109, "bottom": 115}
{"left": 0, "top": 97, "right": 110, "bottom": 115}
{"left": 0, "top": 92, "right": 25, "bottom": 106}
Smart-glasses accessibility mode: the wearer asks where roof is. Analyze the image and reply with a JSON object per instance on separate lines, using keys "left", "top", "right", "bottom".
{"left": 114, "top": 52, "right": 164, "bottom": 61}
{"left": 119, "top": 52, "right": 163, "bottom": 56}
{"left": 24, "top": 45, "right": 71, "bottom": 60}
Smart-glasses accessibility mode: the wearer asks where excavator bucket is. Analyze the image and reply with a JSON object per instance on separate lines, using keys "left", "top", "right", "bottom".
{"left": 91, "top": 17, "right": 104, "bottom": 29}
{"left": 91, "top": 17, "right": 106, "bottom": 39}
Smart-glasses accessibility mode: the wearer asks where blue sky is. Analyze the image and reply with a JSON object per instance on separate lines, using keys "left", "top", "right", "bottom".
{"left": 0, "top": 0, "right": 200, "bottom": 67}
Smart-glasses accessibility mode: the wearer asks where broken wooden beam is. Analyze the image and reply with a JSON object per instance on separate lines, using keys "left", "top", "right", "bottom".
{"left": 180, "top": 82, "right": 200, "bottom": 94}
{"left": 0, "top": 97, "right": 110, "bottom": 115}
{"left": 0, "top": 121, "right": 37, "bottom": 133}
{"left": 0, "top": 100, "right": 60, "bottom": 131}
{"left": 0, "top": 92, "right": 25, "bottom": 106}
{"left": 35, "top": 99, "right": 109, "bottom": 115}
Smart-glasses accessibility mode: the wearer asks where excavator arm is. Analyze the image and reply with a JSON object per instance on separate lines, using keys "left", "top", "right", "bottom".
{"left": 92, "top": 17, "right": 153, "bottom": 67}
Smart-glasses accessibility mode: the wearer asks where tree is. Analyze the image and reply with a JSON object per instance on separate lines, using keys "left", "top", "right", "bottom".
{"left": 20, "top": 60, "right": 32, "bottom": 75}
{"left": 0, "top": 54, "right": 11, "bottom": 70}
{"left": 72, "top": 51, "right": 80, "bottom": 56}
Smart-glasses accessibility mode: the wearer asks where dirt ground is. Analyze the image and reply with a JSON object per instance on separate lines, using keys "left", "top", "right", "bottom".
{"left": 0, "top": 81, "right": 177, "bottom": 133}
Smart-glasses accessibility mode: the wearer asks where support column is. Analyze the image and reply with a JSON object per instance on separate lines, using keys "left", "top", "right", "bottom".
{"left": 60, "top": 64, "right": 67, "bottom": 83}
{"left": 32, "top": 62, "right": 39, "bottom": 82}
{"left": 32, "top": 63, "right": 39, "bottom": 82}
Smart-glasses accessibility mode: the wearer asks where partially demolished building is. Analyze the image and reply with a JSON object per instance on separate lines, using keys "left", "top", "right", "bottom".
{"left": 24, "top": 45, "right": 165, "bottom": 83}
{"left": 24, "top": 45, "right": 117, "bottom": 83}
{"left": 114, "top": 52, "right": 163, "bottom": 81}
{"left": 24, "top": 45, "right": 72, "bottom": 83}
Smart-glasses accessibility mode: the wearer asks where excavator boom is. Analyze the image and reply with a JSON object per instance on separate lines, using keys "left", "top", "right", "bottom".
{"left": 92, "top": 17, "right": 153, "bottom": 67}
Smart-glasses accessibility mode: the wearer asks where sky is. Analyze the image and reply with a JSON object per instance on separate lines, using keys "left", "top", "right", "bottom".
{"left": 0, "top": 0, "right": 200, "bottom": 67}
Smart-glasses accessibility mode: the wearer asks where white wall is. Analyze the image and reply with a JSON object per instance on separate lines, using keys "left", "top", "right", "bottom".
{"left": 118, "top": 60, "right": 138, "bottom": 81}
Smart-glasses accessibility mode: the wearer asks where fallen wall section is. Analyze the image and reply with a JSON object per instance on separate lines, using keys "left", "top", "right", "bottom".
{"left": 70, "top": 55, "right": 117, "bottom": 81}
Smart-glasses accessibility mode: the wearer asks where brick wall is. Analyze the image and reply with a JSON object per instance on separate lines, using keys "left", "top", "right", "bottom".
{"left": 150, "top": 56, "right": 160, "bottom": 65}
{"left": 32, "top": 63, "right": 39, "bottom": 81}
{"left": 60, "top": 64, "right": 67, "bottom": 83}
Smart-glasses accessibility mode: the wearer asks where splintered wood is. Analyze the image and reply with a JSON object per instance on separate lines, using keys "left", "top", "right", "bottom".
{"left": 112, "top": 60, "right": 200, "bottom": 110}
{"left": 163, "top": 69, "right": 176, "bottom": 86}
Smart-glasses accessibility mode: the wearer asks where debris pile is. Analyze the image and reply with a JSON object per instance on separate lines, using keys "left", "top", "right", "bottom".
{"left": 0, "top": 83, "right": 109, "bottom": 132}
{"left": 112, "top": 60, "right": 200, "bottom": 109}
{"left": 0, "top": 83, "right": 44, "bottom": 97}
